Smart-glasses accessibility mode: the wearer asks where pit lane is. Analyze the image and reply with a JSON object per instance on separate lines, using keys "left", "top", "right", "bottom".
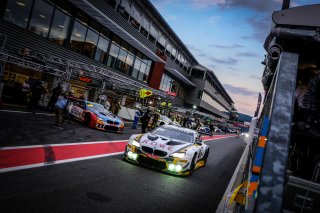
{"left": 0, "top": 109, "right": 246, "bottom": 213}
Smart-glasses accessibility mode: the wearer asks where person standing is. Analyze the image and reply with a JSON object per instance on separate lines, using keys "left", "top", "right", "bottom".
{"left": 54, "top": 94, "right": 68, "bottom": 128}
{"left": 29, "top": 80, "right": 46, "bottom": 113}
{"left": 21, "top": 79, "right": 30, "bottom": 105}
{"left": 132, "top": 109, "right": 142, "bottom": 129}
{"left": 140, "top": 110, "right": 151, "bottom": 133}
{"left": 46, "top": 84, "right": 62, "bottom": 112}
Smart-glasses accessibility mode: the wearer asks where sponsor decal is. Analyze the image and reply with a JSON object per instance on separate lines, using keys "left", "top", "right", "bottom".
{"left": 140, "top": 139, "right": 173, "bottom": 151}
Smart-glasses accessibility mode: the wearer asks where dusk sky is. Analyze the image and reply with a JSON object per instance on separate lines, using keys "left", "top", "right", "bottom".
{"left": 150, "top": 0, "right": 320, "bottom": 116}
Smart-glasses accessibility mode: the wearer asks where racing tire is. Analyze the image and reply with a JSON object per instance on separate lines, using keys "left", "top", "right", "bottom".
{"left": 84, "top": 114, "right": 91, "bottom": 127}
{"left": 203, "top": 148, "right": 210, "bottom": 167}
{"left": 188, "top": 153, "right": 197, "bottom": 175}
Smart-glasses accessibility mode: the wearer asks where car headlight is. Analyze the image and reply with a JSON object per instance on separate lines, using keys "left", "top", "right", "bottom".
{"left": 132, "top": 140, "right": 140, "bottom": 147}
{"left": 171, "top": 153, "right": 185, "bottom": 158}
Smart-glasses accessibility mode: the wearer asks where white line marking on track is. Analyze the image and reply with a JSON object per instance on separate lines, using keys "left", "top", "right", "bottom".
{"left": 0, "top": 110, "right": 54, "bottom": 116}
{"left": 0, "top": 152, "right": 123, "bottom": 173}
{"left": 0, "top": 140, "right": 129, "bottom": 150}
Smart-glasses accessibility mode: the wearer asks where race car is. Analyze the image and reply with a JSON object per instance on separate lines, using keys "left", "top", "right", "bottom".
{"left": 124, "top": 125, "right": 210, "bottom": 176}
{"left": 68, "top": 100, "right": 124, "bottom": 133}
{"left": 158, "top": 115, "right": 180, "bottom": 126}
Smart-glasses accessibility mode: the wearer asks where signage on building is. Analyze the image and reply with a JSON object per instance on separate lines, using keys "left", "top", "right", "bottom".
{"left": 139, "top": 88, "right": 152, "bottom": 98}
{"left": 79, "top": 76, "right": 92, "bottom": 83}
{"left": 166, "top": 91, "right": 177, "bottom": 96}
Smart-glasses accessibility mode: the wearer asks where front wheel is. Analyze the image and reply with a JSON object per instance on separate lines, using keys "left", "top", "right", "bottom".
{"left": 188, "top": 153, "right": 197, "bottom": 175}
{"left": 203, "top": 148, "right": 210, "bottom": 167}
{"left": 84, "top": 114, "right": 91, "bottom": 127}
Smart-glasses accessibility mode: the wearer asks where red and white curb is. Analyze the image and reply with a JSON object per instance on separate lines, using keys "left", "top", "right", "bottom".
{"left": 0, "top": 135, "right": 234, "bottom": 173}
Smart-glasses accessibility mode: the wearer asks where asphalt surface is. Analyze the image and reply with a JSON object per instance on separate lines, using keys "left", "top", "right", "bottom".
{"left": 0, "top": 109, "right": 141, "bottom": 147}
{"left": 0, "top": 109, "right": 246, "bottom": 213}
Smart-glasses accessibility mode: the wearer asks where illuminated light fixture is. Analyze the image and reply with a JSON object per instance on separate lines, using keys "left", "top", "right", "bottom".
{"left": 168, "top": 164, "right": 175, "bottom": 171}
{"left": 132, "top": 140, "right": 140, "bottom": 147}
{"left": 193, "top": 105, "right": 197, "bottom": 109}
{"left": 149, "top": 101, "right": 153, "bottom": 104}
{"left": 175, "top": 165, "right": 182, "bottom": 172}
{"left": 132, "top": 153, "right": 138, "bottom": 160}
{"left": 58, "top": 25, "right": 64, "bottom": 28}
{"left": 42, "top": 28, "right": 49, "bottom": 31}
{"left": 39, "top": 14, "right": 46, "bottom": 18}
{"left": 17, "top": 2, "right": 26, "bottom": 6}
{"left": 74, "top": 33, "right": 82, "bottom": 37}
{"left": 171, "top": 153, "right": 185, "bottom": 158}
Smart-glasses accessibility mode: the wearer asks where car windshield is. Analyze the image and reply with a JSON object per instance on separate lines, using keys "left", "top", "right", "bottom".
{"left": 160, "top": 115, "right": 171, "bottom": 122}
{"left": 86, "top": 102, "right": 111, "bottom": 116}
{"left": 152, "top": 127, "right": 194, "bottom": 143}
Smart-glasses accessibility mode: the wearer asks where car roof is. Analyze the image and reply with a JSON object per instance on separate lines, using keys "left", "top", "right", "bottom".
{"left": 160, "top": 125, "right": 197, "bottom": 134}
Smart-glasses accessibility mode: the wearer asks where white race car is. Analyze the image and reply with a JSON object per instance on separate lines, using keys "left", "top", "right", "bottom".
{"left": 124, "top": 125, "right": 210, "bottom": 176}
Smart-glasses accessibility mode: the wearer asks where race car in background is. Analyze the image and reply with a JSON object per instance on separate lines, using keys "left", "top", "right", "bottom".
{"left": 158, "top": 115, "right": 180, "bottom": 126}
{"left": 124, "top": 125, "right": 210, "bottom": 176}
{"left": 68, "top": 100, "right": 124, "bottom": 133}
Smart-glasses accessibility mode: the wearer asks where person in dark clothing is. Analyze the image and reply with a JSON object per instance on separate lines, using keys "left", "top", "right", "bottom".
{"left": 46, "top": 84, "right": 62, "bottom": 112}
{"left": 28, "top": 80, "right": 46, "bottom": 113}
{"left": 140, "top": 110, "right": 151, "bottom": 133}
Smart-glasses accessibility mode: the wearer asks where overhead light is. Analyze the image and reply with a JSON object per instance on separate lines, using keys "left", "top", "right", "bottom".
{"left": 17, "top": 2, "right": 26, "bottom": 7}
{"left": 42, "top": 28, "right": 49, "bottom": 31}
{"left": 58, "top": 25, "right": 64, "bottom": 28}
{"left": 149, "top": 101, "right": 153, "bottom": 104}
{"left": 193, "top": 105, "right": 197, "bottom": 109}
{"left": 39, "top": 14, "right": 46, "bottom": 18}
{"left": 74, "top": 33, "right": 82, "bottom": 37}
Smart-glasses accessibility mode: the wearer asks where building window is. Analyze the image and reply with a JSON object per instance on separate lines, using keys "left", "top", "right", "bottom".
{"left": 104, "top": 0, "right": 118, "bottom": 9}
{"left": 117, "top": 0, "right": 130, "bottom": 20}
{"left": 124, "top": 52, "right": 134, "bottom": 75}
{"left": 94, "top": 35, "right": 109, "bottom": 63}
{"left": 131, "top": 58, "right": 140, "bottom": 78}
{"left": 83, "top": 28, "right": 99, "bottom": 59}
{"left": 197, "top": 90, "right": 203, "bottom": 99}
{"left": 107, "top": 42, "right": 120, "bottom": 68}
{"left": 48, "top": 8, "right": 71, "bottom": 45}
{"left": 129, "top": 3, "right": 141, "bottom": 30}
{"left": 4, "top": 0, "right": 33, "bottom": 29}
{"left": 70, "top": 20, "right": 87, "bottom": 53}
{"left": 138, "top": 62, "right": 146, "bottom": 81}
{"left": 28, "top": 0, "right": 54, "bottom": 38}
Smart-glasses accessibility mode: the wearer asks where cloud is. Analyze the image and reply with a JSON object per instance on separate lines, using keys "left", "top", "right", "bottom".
{"left": 223, "top": 84, "right": 258, "bottom": 96}
{"left": 208, "top": 16, "right": 221, "bottom": 25}
{"left": 166, "top": 15, "right": 179, "bottom": 21}
{"left": 198, "top": 53, "right": 208, "bottom": 57}
{"left": 236, "top": 52, "right": 260, "bottom": 57}
{"left": 208, "top": 56, "right": 238, "bottom": 65}
{"left": 186, "top": 44, "right": 202, "bottom": 53}
{"left": 249, "top": 74, "right": 261, "bottom": 79}
{"left": 190, "top": 0, "right": 282, "bottom": 12}
{"left": 191, "top": 0, "right": 228, "bottom": 8}
{"left": 208, "top": 44, "right": 244, "bottom": 49}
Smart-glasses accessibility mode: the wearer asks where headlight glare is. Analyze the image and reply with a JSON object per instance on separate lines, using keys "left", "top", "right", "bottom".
{"left": 132, "top": 140, "right": 140, "bottom": 147}
{"left": 171, "top": 153, "right": 185, "bottom": 158}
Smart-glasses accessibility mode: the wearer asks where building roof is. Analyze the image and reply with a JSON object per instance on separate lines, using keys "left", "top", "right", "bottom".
{"left": 72, "top": 0, "right": 166, "bottom": 63}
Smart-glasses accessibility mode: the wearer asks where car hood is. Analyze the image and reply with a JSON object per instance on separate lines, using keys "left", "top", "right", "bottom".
{"left": 138, "top": 133, "right": 192, "bottom": 154}
{"left": 91, "top": 109, "right": 122, "bottom": 123}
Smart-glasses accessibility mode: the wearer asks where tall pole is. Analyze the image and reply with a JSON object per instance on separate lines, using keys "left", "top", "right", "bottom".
{"left": 282, "top": 0, "right": 290, "bottom": 10}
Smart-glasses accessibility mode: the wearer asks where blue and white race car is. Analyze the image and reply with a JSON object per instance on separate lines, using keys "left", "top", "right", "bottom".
{"left": 124, "top": 125, "right": 210, "bottom": 176}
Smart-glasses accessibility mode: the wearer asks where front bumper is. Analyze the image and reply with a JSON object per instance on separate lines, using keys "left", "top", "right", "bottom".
{"left": 123, "top": 144, "right": 191, "bottom": 176}
{"left": 95, "top": 122, "right": 124, "bottom": 133}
